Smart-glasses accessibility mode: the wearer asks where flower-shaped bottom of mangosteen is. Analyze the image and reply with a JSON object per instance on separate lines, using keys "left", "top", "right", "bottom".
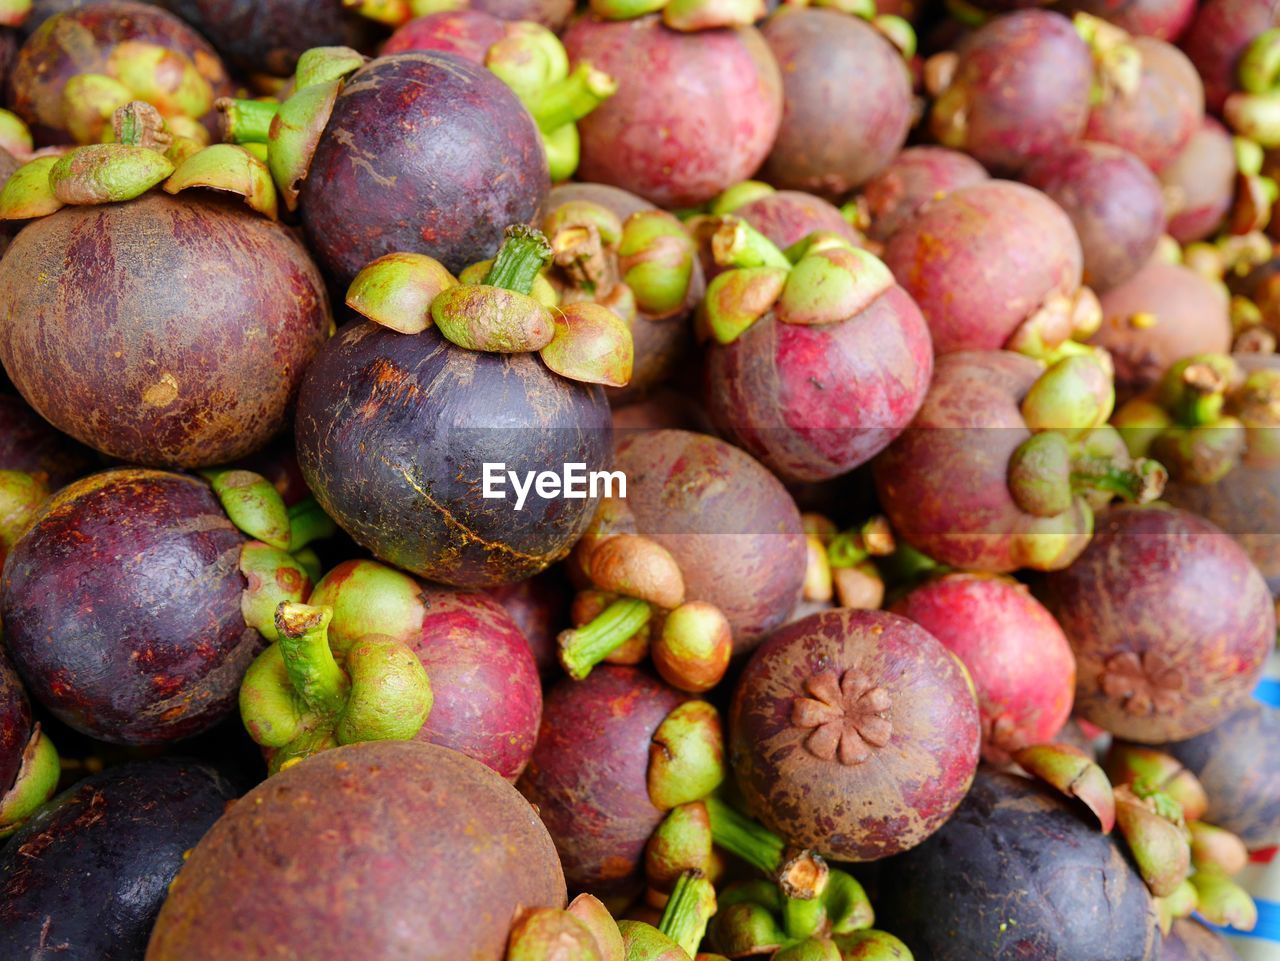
{"left": 791, "top": 669, "right": 893, "bottom": 765}
{"left": 1099, "top": 651, "right": 1187, "bottom": 716}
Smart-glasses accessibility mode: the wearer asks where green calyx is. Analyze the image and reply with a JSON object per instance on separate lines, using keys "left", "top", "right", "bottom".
{"left": 710, "top": 181, "right": 775, "bottom": 216}
{"left": 346, "top": 252, "right": 458, "bottom": 335}
{"left": 0, "top": 156, "right": 64, "bottom": 219}
{"left": 557, "top": 597, "right": 653, "bottom": 681}
{"left": 700, "top": 219, "right": 895, "bottom": 344}
{"left": 0, "top": 724, "right": 60, "bottom": 838}
{"left": 507, "top": 908, "right": 607, "bottom": 961}
{"left": 617, "top": 210, "right": 697, "bottom": 318}
{"left": 239, "top": 601, "right": 432, "bottom": 774}
{"left": 0, "top": 470, "right": 49, "bottom": 560}
{"left": 648, "top": 701, "right": 726, "bottom": 811}
{"left": 205, "top": 469, "right": 291, "bottom": 550}
{"left": 647, "top": 801, "right": 715, "bottom": 890}
{"left": 49, "top": 141, "right": 173, "bottom": 205}
{"left": 827, "top": 517, "right": 895, "bottom": 570}
{"left": 1230, "top": 29, "right": 1280, "bottom": 148}
{"left": 540, "top": 302, "right": 635, "bottom": 387}
{"left": 1114, "top": 786, "right": 1192, "bottom": 899}
{"left": 659, "top": 871, "right": 718, "bottom": 958}
{"left": 587, "top": 0, "right": 761, "bottom": 28}
{"left": 165, "top": 142, "right": 279, "bottom": 217}
{"left": 239, "top": 542, "right": 312, "bottom": 642}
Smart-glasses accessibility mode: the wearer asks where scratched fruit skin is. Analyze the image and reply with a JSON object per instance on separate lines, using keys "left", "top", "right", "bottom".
{"left": 546, "top": 182, "right": 705, "bottom": 406}
{"left": 1153, "top": 701, "right": 1280, "bottom": 848}
{"left": 147, "top": 741, "right": 567, "bottom": 961}
{"left": 730, "top": 609, "right": 981, "bottom": 862}
{"left": 876, "top": 771, "right": 1161, "bottom": 961}
{"left": 613, "top": 430, "right": 807, "bottom": 653}
{"left": 563, "top": 15, "right": 783, "bottom": 209}
{"left": 294, "top": 321, "right": 612, "bottom": 589}
{"left": 892, "top": 573, "right": 1076, "bottom": 765}
{"left": 0, "top": 469, "right": 264, "bottom": 746}
{"left": 0, "top": 193, "right": 332, "bottom": 469}
{"left": 1042, "top": 505, "right": 1274, "bottom": 743}
{"left": 7, "top": 0, "right": 232, "bottom": 144}
{"left": 517, "top": 666, "right": 686, "bottom": 896}
{"left": 299, "top": 52, "right": 548, "bottom": 284}
{"left": 0, "top": 759, "right": 239, "bottom": 961}
{"left": 1089, "top": 261, "right": 1231, "bottom": 397}
{"left": 158, "top": 0, "right": 373, "bottom": 76}
{"left": 703, "top": 284, "right": 934, "bottom": 484}
{"left": 0, "top": 393, "right": 94, "bottom": 490}
{"left": 880, "top": 180, "right": 1083, "bottom": 354}
{"left": 759, "top": 7, "right": 913, "bottom": 196}
{"left": 0, "top": 649, "right": 32, "bottom": 796}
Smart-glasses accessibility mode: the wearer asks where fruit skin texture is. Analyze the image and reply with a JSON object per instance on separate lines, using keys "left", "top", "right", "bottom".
{"left": 857, "top": 146, "right": 989, "bottom": 243}
{"left": 881, "top": 180, "right": 1083, "bottom": 354}
{"left": 734, "top": 190, "right": 861, "bottom": 251}
{"left": 546, "top": 182, "right": 704, "bottom": 406}
{"left": 1085, "top": 37, "right": 1204, "bottom": 172}
{"left": 704, "top": 285, "right": 934, "bottom": 483}
{"left": 517, "top": 666, "right": 685, "bottom": 896}
{"left": 933, "top": 10, "right": 1093, "bottom": 174}
{"left": 892, "top": 573, "right": 1076, "bottom": 765}
{"left": 1061, "top": 0, "right": 1197, "bottom": 40}
{"left": 383, "top": 9, "right": 507, "bottom": 60}
{"left": 731, "top": 609, "right": 980, "bottom": 862}
{"left": 563, "top": 15, "right": 782, "bottom": 209}
{"left": 0, "top": 193, "right": 331, "bottom": 470}
{"left": 7, "top": 0, "right": 232, "bottom": 144}
{"left": 158, "top": 0, "right": 372, "bottom": 76}
{"left": 0, "top": 650, "right": 31, "bottom": 796}
{"left": 876, "top": 771, "right": 1160, "bottom": 961}
{"left": 1090, "top": 261, "right": 1232, "bottom": 396}
{"left": 471, "top": 0, "right": 575, "bottom": 30}
{"left": 759, "top": 7, "right": 912, "bottom": 196}
{"left": 295, "top": 322, "right": 612, "bottom": 590}
{"left": 613, "top": 430, "right": 806, "bottom": 653}
{"left": 1181, "top": 0, "right": 1280, "bottom": 114}
{"left": 300, "top": 52, "right": 548, "bottom": 284}
{"left": 1155, "top": 701, "right": 1280, "bottom": 849}
{"left": 0, "top": 394, "right": 93, "bottom": 489}
{"left": 146, "top": 741, "right": 567, "bottom": 961}
{"left": 873, "top": 350, "right": 1088, "bottom": 573}
{"left": 0, "top": 469, "right": 260, "bottom": 746}
{"left": 1, "top": 759, "right": 238, "bottom": 960}
{"left": 1161, "top": 920, "right": 1240, "bottom": 961}
{"left": 1160, "top": 118, "right": 1236, "bottom": 243}
{"left": 1042, "top": 505, "right": 1274, "bottom": 743}
{"left": 1022, "top": 141, "right": 1166, "bottom": 293}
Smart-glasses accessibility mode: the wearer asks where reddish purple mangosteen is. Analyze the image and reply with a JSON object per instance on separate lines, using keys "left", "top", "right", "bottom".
{"left": 562, "top": 14, "right": 782, "bottom": 208}
{"left": 1160, "top": 118, "right": 1237, "bottom": 243}
{"left": 299, "top": 51, "right": 549, "bottom": 283}
{"left": 1181, "top": 0, "right": 1280, "bottom": 114}
{"left": 1062, "top": 0, "right": 1197, "bottom": 39}
{"left": 856, "top": 145, "right": 990, "bottom": 243}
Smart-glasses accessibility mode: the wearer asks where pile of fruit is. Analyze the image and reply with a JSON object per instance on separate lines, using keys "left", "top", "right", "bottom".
{"left": 0, "top": 0, "right": 1278, "bottom": 957}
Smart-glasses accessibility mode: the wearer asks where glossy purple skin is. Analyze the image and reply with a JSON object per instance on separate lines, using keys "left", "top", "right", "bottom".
{"left": 0, "top": 650, "right": 32, "bottom": 795}
{"left": 759, "top": 7, "right": 913, "bottom": 196}
{"left": 1042, "top": 506, "right": 1274, "bottom": 743}
{"left": 7, "top": 0, "right": 233, "bottom": 144}
{"left": 382, "top": 8, "right": 506, "bottom": 60}
{"left": 408, "top": 586, "right": 543, "bottom": 780}
{"left": 1085, "top": 37, "right": 1204, "bottom": 172}
{"left": 1181, "top": 0, "right": 1280, "bottom": 113}
{"left": 563, "top": 15, "right": 783, "bottom": 209}
{"left": 1160, "top": 117, "right": 1236, "bottom": 244}
{"left": 300, "top": 52, "right": 548, "bottom": 284}
{"left": 858, "top": 146, "right": 990, "bottom": 243}
{"left": 0, "top": 469, "right": 261, "bottom": 746}
{"left": 1061, "top": 0, "right": 1197, "bottom": 39}
{"left": 937, "top": 10, "right": 1093, "bottom": 174}
{"left": 0, "top": 393, "right": 94, "bottom": 489}
{"left": 735, "top": 190, "right": 860, "bottom": 251}
{"left": 517, "top": 666, "right": 686, "bottom": 895}
{"left": 0, "top": 759, "right": 238, "bottom": 960}
{"left": 1022, "top": 141, "right": 1166, "bottom": 292}
{"left": 704, "top": 285, "right": 934, "bottom": 483}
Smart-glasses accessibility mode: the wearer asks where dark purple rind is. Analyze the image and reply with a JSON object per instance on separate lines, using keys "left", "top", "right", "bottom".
{"left": 0, "top": 394, "right": 94, "bottom": 490}
{"left": 300, "top": 52, "right": 548, "bottom": 284}
{"left": 0, "top": 758, "right": 239, "bottom": 961}
{"left": 0, "top": 469, "right": 260, "bottom": 746}
{"left": 1162, "top": 920, "right": 1242, "bottom": 960}
{"left": 0, "top": 649, "right": 32, "bottom": 794}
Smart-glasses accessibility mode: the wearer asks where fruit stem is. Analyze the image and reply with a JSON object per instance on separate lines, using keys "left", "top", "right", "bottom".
{"left": 1071, "top": 457, "right": 1166, "bottom": 503}
{"left": 781, "top": 893, "right": 825, "bottom": 941}
{"left": 288, "top": 497, "right": 337, "bottom": 551}
{"left": 558, "top": 597, "right": 652, "bottom": 681}
{"left": 482, "top": 225, "right": 554, "bottom": 295}
{"left": 275, "top": 602, "right": 349, "bottom": 717}
{"left": 705, "top": 795, "right": 786, "bottom": 876}
{"left": 216, "top": 97, "right": 279, "bottom": 144}
{"left": 712, "top": 217, "right": 793, "bottom": 271}
{"left": 530, "top": 63, "right": 617, "bottom": 134}
{"left": 659, "top": 871, "right": 716, "bottom": 957}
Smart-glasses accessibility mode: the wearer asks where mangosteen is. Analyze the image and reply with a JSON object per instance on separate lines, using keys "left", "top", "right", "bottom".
{"left": 0, "top": 468, "right": 310, "bottom": 745}
{"left": 1160, "top": 118, "right": 1236, "bottom": 243}
{"left": 855, "top": 145, "right": 989, "bottom": 243}
{"left": 299, "top": 51, "right": 549, "bottom": 284}
{"left": 876, "top": 770, "right": 1161, "bottom": 961}
{"left": 8, "top": 0, "right": 232, "bottom": 144}
{"left": 730, "top": 608, "right": 981, "bottom": 862}
{"left": 0, "top": 192, "right": 331, "bottom": 469}
{"left": 1162, "top": 920, "right": 1241, "bottom": 961}
{"left": 612, "top": 429, "right": 807, "bottom": 653}
{"left": 488, "top": 566, "right": 572, "bottom": 677}
{"left": 893, "top": 572, "right": 1076, "bottom": 764}
{"left": 0, "top": 648, "right": 58, "bottom": 835}
{"left": 727, "top": 186, "right": 862, "bottom": 252}
{"left": 1, "top": 758, "right": 239, "bottom": 960}
{"left": 0, "top": 393, "right": 94, "bottom": 489}
{"left": 1042, "top": 505, "right": 1274, "bottom": 743}
{"left": 1181, "top": 0, "right": 1277, "bottom": 114}
{"left": 146, "top": 740, "right": 566, "bottom": 961}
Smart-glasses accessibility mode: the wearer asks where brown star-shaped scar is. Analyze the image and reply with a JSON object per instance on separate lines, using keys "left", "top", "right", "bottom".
{"left": 791, "top": 669, "right": 893, "bottom": 765}
{"left": 1099, "top": 651, "right": 1186, "bottom": 716}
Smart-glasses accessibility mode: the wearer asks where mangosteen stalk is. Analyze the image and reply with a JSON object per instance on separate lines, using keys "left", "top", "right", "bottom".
{"left": 483, "top": 225, "right": 555, "bottom": 294}
{"left": 827, "top": 517, "right": 894, "bottom": 569}
{"left": 528, "top": 64, "right": 617, "bottom": 135}
{"left": 287, "top": 498, "right": 338, "bottom": 551}
{"left": 558, "top": 598, "right": 652, "bottom": 680}
{"left": 216, "top": 97, "right": 278, "bottom": 145}
{"left": 657, "top": 871, "right": 717, "bottom": 957}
